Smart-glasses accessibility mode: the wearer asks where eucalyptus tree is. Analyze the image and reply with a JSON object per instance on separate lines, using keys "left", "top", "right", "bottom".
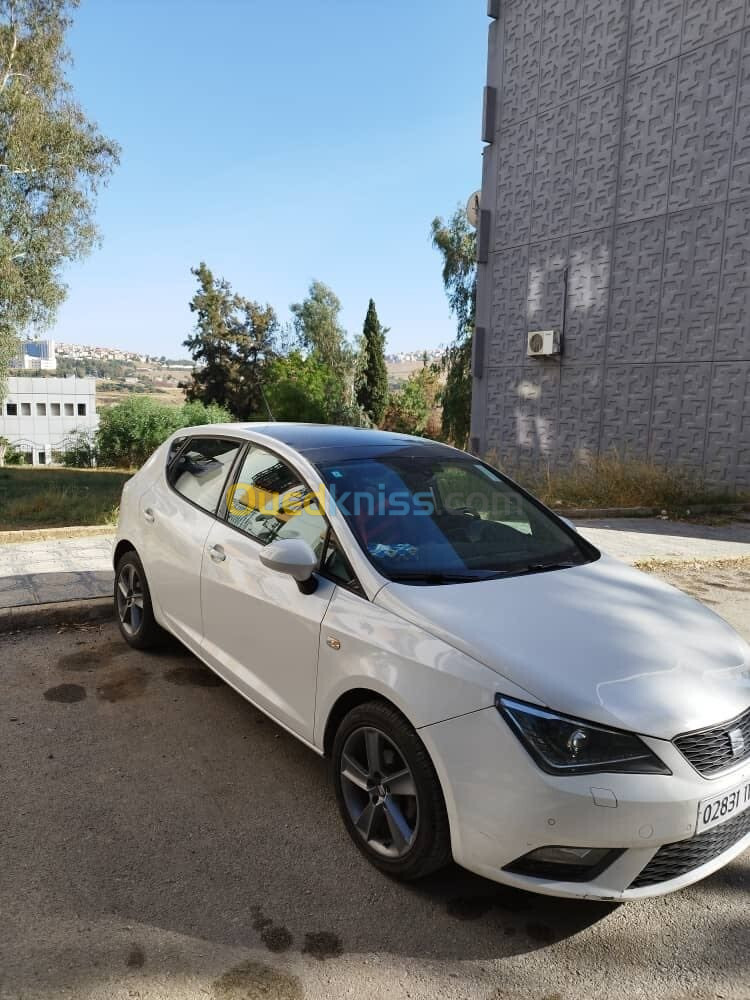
{"left": 0, "top": 0, "right": 119, "bottom": 398}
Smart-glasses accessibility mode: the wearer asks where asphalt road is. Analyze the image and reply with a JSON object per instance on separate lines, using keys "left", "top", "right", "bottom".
{"left": 1, "top": 571, "right": 748, "bottom": 1000}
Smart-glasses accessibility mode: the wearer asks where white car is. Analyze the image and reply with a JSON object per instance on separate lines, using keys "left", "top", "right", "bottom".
{"left": 114, "top": 423, "right": 750, "bottom": 900}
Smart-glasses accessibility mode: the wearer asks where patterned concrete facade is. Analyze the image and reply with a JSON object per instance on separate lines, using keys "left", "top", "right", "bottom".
{"left": 472, "top": 0, "right": 750, "bottom": 488}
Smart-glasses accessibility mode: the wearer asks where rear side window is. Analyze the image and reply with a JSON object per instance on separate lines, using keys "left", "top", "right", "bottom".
{"left": 169, "top": 438, "right": 241, "bottom": 515}
{"left": 166, "top": 436, "right": 188, "bottom": 468}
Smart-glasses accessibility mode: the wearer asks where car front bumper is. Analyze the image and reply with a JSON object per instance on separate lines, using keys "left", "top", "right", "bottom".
{"left": 419, "top": 705, "right": 750, "bottom": 900}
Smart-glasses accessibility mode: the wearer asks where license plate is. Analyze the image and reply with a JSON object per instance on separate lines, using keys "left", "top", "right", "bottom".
{"left": 697, "top": 778, "right": 750, "bottom": 834}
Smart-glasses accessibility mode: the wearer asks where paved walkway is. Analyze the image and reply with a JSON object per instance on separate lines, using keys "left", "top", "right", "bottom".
{"left": 0, "top": 536, "right": 113, "bottom": 609}
{"left": 0, "top": 518, "right": 749, "bottom": 610}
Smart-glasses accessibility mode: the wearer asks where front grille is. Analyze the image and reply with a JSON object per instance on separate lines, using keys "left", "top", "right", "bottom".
{"left": 630, "top": 808, "right": 750, "bottom": 889}
{"left": 674, "top": 705, "right": 750, "bottom": 776}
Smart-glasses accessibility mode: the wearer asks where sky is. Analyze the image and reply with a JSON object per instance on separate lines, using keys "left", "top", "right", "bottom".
{"left": 49, "top": 0, "right": 488, "bottom": 359}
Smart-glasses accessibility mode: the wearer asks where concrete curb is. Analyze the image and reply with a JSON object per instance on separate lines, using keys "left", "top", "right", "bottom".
{"left": 0, "top": 596, "right": 114, "bottom": 635}
{"left": 0, "top": 525, "right": 114, "bottom": 545}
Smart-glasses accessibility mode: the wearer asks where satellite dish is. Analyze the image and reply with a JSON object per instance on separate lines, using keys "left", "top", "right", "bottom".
{"left": 466, "top": 190, "right": 481, "bottom": 229}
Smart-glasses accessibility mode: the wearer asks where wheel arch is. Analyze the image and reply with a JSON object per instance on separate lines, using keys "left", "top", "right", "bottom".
{"left": 113, "top": 539, "right": 136, "bottom": 569}
{"left": 323, "top": 687, "right": 410, "bottom": 758}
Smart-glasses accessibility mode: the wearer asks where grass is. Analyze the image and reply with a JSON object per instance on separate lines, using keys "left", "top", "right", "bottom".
{"left": 0, "top": 467, "right": 131, "bottom": 531}
{"left": 498, "top": 453, "right": 748, "bottom": 515}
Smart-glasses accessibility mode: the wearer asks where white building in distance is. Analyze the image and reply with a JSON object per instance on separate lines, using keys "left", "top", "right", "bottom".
{"left": 0, "top": 376, "right": 98, "bottom": 465}
{"left": 10, "top": 339, "right": 57, "bottom": 371}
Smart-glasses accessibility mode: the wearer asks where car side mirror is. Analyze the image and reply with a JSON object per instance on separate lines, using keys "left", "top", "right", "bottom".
{"left": 259, "top": 538, "right": 318, "bottom": 594}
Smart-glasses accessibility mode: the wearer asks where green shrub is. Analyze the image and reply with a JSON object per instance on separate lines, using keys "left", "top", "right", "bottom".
{"left": 96, "top": 397, "right": 234, "bottom": 469}
{"left": 0, "top": 436, "right": 24, "bottom": 466}
{"left": 62, "top": 430, "right": 97, "bottom": 468}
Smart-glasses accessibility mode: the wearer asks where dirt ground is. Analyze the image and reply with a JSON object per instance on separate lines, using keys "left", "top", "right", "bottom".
{"left": 0, "top": 566, "right": 748, "bottom": 1000}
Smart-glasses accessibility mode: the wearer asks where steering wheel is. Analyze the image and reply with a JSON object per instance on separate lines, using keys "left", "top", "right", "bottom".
{"left": 454, "top": 506, "right": 482, "bottom": 519}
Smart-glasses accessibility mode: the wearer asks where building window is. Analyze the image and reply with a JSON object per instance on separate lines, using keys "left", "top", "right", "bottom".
{"left": 38, "top": 451, "right": 47, "bottom": 465}
{"left": 77, "top": 403, "right": 86, "bottom": 416}
{"left": 21, "top": 402, "right": 31, "bottom": 416}
{"left": 51, "top": 403, "right": 61, "bottom": 416}
{"left": 36, "top": 403, "right": 47, "bottom": 416}
{"left": 6, "top": 403, "right": 17, "bottom": 416}
{"left": 64, "top": 403, "right": 74, "bottom": 416}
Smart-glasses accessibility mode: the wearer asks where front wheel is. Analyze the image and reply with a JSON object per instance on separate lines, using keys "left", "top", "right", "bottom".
{"left": 332, "top": 700, "right": 452, "bottom": 880}
{"left": 114, "top": 551, "right": 163, "bottom": 650}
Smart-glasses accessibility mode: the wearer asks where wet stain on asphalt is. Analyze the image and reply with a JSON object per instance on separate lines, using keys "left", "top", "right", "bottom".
{"left": 43, "top": 683, "right": 87, "bottom": 704}
{"left": 57, "top": 642, "right": 129, "bottom": 673}
{"left": 212, "top": 959, "right": 303, "bottom": 1000}
{"left": 96, "top": 666, "right": 149, "bottom": 702}
{"left": 446, "top": 896, "right": 495, "bottom": 920}
{"left": 164, "top": 664, "right": 223, "bottom": 688}
{"left": 126, "top": 944, "right": 145, "bottom": 968}
{"left": 251, "top": 907, "right": 293, "bottom": 953}
{"left": 301, "top": 931, "right": 343, "bottom": 961}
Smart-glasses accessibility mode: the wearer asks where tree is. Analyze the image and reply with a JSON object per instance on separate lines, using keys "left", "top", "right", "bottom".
{"left": 382, "top": 364, "right": 441, "bottom": 438}
{"left": 0, "top": 0, "right": 119, "bottom": 400}
{"left": 356, "top": 299, "right": 388, "bottom": 425}
{"left": 289, "top": 280, "right": 364, "bottom": 425}
{"left": 431, "top": 208, "right": 477, "bottom": 447}
{"left": 290, "top": 280, "right": 353, "bottom": 377}
{"left": 264, "top": 351, "right": 331, "bottom": 423}
{"left": 183, "top": 263, "right": 278, "bottom": 421}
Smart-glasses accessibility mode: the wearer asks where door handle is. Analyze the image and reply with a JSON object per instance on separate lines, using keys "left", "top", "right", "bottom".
{"left": 143, "top": 507, "right": 155, "bottom": 523}
{"left": 209, "top": 544, "right": 226, "bottom": 563}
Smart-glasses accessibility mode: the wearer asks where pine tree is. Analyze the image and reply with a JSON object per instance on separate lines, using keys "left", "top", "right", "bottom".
{"left": 183, "top": 264, "right": 278, "bottom": 421}
{"left": 356, "top": 299, "right": 389, "bottom": 426}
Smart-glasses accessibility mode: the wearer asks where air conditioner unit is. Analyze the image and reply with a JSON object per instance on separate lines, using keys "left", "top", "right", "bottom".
{"left": 527, "top": 329, "right": 561, "bottom": 357}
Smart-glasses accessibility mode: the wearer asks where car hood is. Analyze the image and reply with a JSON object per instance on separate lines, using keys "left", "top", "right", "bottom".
{"left": 374, "top": 555, "right": 750, "bottom": 739}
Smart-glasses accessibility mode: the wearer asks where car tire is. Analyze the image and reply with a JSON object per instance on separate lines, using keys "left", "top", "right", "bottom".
{"left": 114, "top": 550, "right": 163, "bottom": 650}
{"left": 332, "top": 700, "right": 452, "bottom": 881}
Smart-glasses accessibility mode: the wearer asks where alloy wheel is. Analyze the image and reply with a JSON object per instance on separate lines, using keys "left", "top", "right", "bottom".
{"left": 116, "top": 563, "right": 144, "bottom": 637}
{"left": 339, "top": 726, "right": 419, "bottom": 858}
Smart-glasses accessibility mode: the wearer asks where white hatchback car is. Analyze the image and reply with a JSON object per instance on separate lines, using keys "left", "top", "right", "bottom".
{"left": 114, "top": 423, "right": 750, "bottom": 900}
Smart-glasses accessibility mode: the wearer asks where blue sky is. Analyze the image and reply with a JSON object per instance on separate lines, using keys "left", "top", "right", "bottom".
{"left": 51, "top": 0, "right": 487, "bottom": 358}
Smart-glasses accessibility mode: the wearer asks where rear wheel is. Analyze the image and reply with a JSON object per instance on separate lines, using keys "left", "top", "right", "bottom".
{"left": 332, "top": 700, "right": 451, "bottom": 880}
{"left": 115, "top": 551, "right": 163, "bottom": 650}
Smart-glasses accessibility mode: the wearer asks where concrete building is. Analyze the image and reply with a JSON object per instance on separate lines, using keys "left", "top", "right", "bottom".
{"left": 10, "top": 339, "right": 57, "bottom": 372}
{"left": 471, "top": 0, "right": 750, "bottom": 489}
{"left": 0, "top": 377, "right": 98, "bottom": 465}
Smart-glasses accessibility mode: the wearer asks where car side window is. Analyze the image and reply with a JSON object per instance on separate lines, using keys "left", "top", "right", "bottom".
{"left": 169, "top": 438, "right": 242, "bottom": 515}
{"left": 226, "top": 445, "right": 328, "bottom": 558}
{"left": 166, "top": 436, "right": 188, "bottom": 468}
{"left": 320, "top": 531, "right": 364, "bottom": 597}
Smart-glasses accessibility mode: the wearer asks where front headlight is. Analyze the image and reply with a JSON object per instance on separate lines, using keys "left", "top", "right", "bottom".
{"left": 496, "top": 696, "right": 671, "bottom": 776}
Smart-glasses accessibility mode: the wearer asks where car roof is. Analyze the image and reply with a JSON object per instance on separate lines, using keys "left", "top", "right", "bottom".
{"left": 187, "top": 422, "right": 466, "bottom": 464}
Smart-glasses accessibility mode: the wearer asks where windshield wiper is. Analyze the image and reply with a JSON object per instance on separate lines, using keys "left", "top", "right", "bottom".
{"left": 387, "top": 571, "right": 486, "bottom": 585}
{"left": 511, "top": 561, "right": 579, "bottom": 576}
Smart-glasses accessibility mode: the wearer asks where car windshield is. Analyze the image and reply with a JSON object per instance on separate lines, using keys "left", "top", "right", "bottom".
{"left": 316, "top": 454, "right": 597, "bottom": 584}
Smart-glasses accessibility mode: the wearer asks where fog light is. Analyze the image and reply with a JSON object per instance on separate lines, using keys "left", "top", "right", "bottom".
{"left": 504, "top": 846, "right": 624, "bottom": 882}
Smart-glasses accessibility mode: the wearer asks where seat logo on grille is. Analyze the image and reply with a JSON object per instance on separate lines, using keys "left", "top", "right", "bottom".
{"left": 729, "top": 728, "right": 745, "bottom": 758}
